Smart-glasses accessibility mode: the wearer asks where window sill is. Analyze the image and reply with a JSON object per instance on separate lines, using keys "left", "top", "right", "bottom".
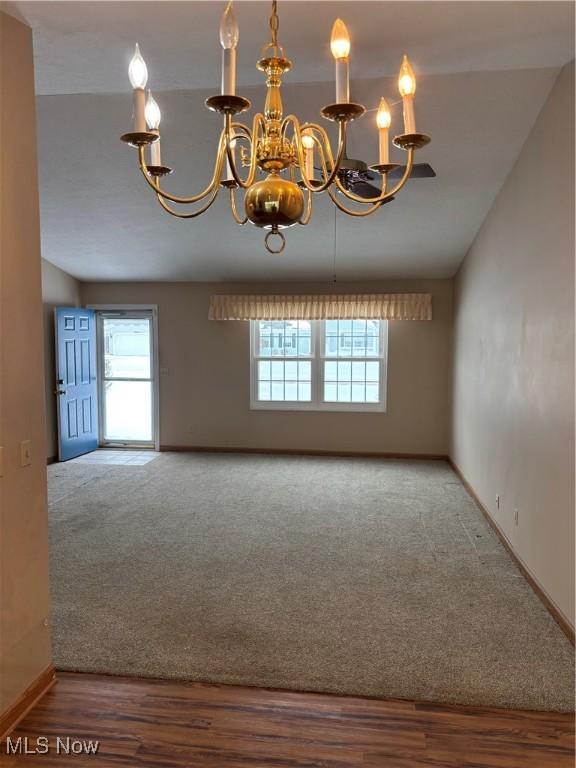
{"left": 250, "top": 402, "right": 387, "bottom": 413}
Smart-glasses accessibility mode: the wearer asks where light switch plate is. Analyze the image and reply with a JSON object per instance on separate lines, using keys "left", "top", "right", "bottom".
{"left": 20, "top": 440, "right": 31, "bottom": 467}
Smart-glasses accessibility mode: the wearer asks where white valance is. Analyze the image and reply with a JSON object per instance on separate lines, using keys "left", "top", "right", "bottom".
{"left": 209, "top": 293, "right": 432, "bottom": 321}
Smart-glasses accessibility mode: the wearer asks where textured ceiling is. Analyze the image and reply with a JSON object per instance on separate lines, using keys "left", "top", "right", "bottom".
{"left": 9, "top": 1, "right": 575, "bottom": 281}
{"left": 10, "top": 1, "right": 576, "bottom": 94}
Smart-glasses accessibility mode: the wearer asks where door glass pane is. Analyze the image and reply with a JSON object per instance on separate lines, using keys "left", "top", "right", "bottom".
{"left": 103, "top": 318, "right": 151, "bottom": 379}
{"left": 104, "top": 381, "right": 152, "bottom": 441}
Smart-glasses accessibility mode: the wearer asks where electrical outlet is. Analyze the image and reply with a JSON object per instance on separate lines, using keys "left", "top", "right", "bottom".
{"left": 495, "top": 495, "right": 500, "bottom": 510}
{"left": 514, "top": 508, "right": 519, "bottom": 526}
{"left": 20, "top": 440, "right": 31, "bottom": 467}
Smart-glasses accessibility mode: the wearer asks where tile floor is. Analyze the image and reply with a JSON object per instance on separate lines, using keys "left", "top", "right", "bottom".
{"left": 67, "top": 449, "right": 159, "bottom": 466}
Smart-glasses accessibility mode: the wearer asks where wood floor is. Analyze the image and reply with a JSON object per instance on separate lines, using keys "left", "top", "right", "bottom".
{"left": 1, "top": 673, "right": 573, "bottom": 767}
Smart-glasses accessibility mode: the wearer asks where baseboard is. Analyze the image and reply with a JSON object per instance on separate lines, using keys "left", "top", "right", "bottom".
{"left": 161, "top": 445, "right": 449, "bottom": 461}
{"left": 448, "top": 459, "right": 575, "bottom": 646}
{"left": 0, "top": 666, "right": 56, "bottom": 740}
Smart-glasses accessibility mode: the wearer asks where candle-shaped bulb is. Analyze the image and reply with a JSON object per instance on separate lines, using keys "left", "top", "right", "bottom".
{"left": 398, "top": 55, "right": 416, "bottom": 97}
{"left": 145, "top": 90, "right": 161, "bottom": 130}
{"left": 220, "top": 1, "right": 239, "bottom": 49}
{"left": 302, "top": 131, "right": 315, "bottom": 179}
{"left": 376, "top": 97, "right": 391, "bottom": 129}
{"left": 330, "top": 19, "right": 350, "bottom": 60}
{"left": 376, "top": 97, "right": 391, "bottom": 164}
{"left": 301, "top": 133, "right": 315, "bottom": 150}
{"left": 128, "top": 43, "right": 148, "bottom": 89}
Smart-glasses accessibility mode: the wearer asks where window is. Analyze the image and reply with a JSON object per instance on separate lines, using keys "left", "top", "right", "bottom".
{"left": 251, "top": 319, "right": 387, "bottom": 411}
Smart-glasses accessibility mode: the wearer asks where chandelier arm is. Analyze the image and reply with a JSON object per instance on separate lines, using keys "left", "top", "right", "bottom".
{"left": 230, "top": 122, "right": 253, "bottom": 140}
{"left": 334, "top": 148, "right": 415, "bottom": 205}
{"left": 281, "top": 115, "right": 346, "bottom": 192}
{"left": 299, "top": 122, "right": 336, "bottom": 169}
{"left": 304, "top": 122, "right": 345, "bottom": 192}
{"left": 326, "top": 186, "right": 385, "bottom": 217}
{"left": 224, "top": 113, "right": 266, "bottom": 190}
{"left": 137, "top": 136, "right": 225, "bottom": 204}
{"left": 154, "top": 185, "right": 219, "bottom": 218}
{"left": 229, "top": 186, "right": 248, "bottom": 225}
{"left": 298, "top": 187, "right": 313, "bottom": 225}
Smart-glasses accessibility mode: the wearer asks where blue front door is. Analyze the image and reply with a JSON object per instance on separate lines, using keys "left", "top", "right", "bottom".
{"left": 55, "top": 308, "right": 99, "bottom": 461}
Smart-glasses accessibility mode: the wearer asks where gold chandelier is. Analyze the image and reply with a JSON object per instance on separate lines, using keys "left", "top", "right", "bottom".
{"left": 121, "top": 1, "right": 430, "bottom": 253}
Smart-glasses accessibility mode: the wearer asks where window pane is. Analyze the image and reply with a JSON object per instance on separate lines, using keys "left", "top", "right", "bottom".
{"left": 367, "top": 320, "right": 380, "bottom": 335}
{"left": 325, "top": 382, "right": 337, "bottom": 402}
{"left": 271, "top": 381, "right": 284, "bottom": 400}
{"left": 271, "top": 361, "right": 284, "bottom": 380}
{"left": 285, "top": 361, "right": 298, "bottom": 380}
{"left": 283, "top": 327, "right": 299, "bottom": 356}
{"left": 297, "top": 335, "right": 311, "bottom": 355}
{"left": 104, "top": 381, "right": 152, "bottom": 441}
{"left": 366, "top": 361, "right": 379, "bottom": 381}
{"left": 337, "top": 361, "right": 351, "bottom": 381}
{"left": 259, "top": 381, "right": 271, "bottom": 400}
{"left": 325, "top": 334, "right": 338, "bottom": 355}
{"left": 352, "top": 383, "right": 366, "bottom": 402}
{"left": 258, "top": 320, "right": 312, "bottom": 358}
{"left": 340, "top": 334, "right": 353, "bottom": 355}
{"left": 325, "top": 361, "right": 337, "bottom": 381}
{"left": 352, "top": 335, "right": 368, "bottom": 357}
{"left": 323, "top": 319, "right": 381, "bottom": 359}
{"left": 258, "top": 360, "right": 271, "bottom": 380}
{"left": 365, "top": 334, "right": 380, "bottom": 356}
{"left": 298, "top": 382, "right": 311, "bottom": 401}
{"left": 352, "top": 362, "right": 365, "bottom": 381}
{"left": 259, "top": 334, "right": 272, "bottom": 356}
{"left": 285, "top": 381, "right": 298, "bottom": 401}
{"left": 366, "top": 383, "right": 379, "bottom": 402}
{"left": 298, "top": 361, "right": 311, "bottom": 381}
{"left": 103, "top": 318, "right": 150, "bottom": 379}
{"left": 337, "top": 383, "right": 352, "bottom": 401}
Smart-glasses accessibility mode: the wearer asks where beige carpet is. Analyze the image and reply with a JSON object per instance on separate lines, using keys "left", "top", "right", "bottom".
{"left": 48, "top": 453, "right": 574, "bottom": 711}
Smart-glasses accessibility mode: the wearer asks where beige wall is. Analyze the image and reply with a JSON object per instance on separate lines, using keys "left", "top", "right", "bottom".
{"left": 451, "top": 63, "right": 575, "bottom": 627}
{"left": 41, "top": 259, "right": 81, "bottom": 461}
{"left": 0, "top": 13, "right": 52, "bottom": 718}
{"left": 81, "top": 279, "right": 453, "bottom": 455}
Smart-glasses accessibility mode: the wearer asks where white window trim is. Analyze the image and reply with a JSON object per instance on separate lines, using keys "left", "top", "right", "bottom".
{"left": 250, "top": 320, "right": 388, "bottom": 413}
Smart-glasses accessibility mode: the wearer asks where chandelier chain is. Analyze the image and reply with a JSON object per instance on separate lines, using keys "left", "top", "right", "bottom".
{"left": 333, "top": 206, "right": 337, "bottom": 283}
{"left": 269, "top": 0, "right": 279, "bottom": 46}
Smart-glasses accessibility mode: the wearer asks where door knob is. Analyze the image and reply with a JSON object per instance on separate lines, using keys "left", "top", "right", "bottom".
{"left": 55, "top": 389, "right": 66, "bottom": 395}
